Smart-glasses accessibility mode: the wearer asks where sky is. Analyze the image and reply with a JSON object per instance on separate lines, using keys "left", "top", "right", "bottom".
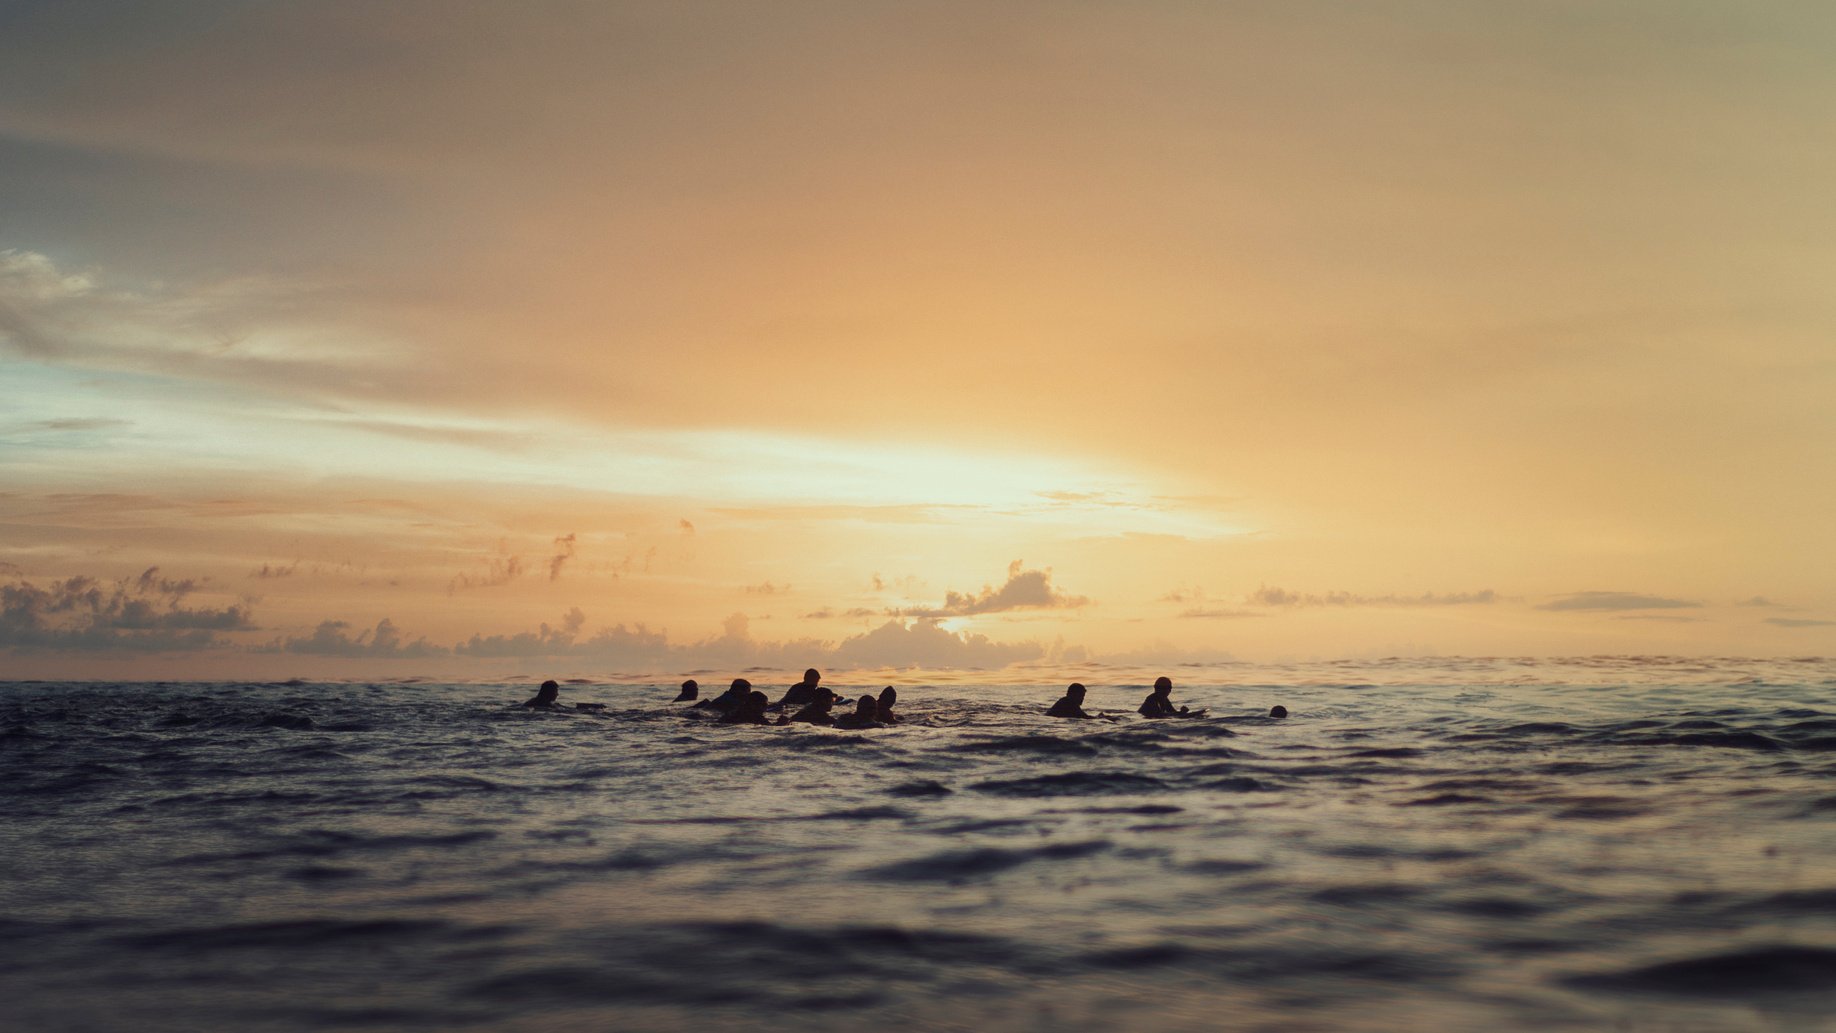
{"left": 3, "top": 1, "right": 1834, "bottom": 679}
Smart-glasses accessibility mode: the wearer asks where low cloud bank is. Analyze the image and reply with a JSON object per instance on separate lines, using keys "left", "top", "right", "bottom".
{"left": 0, "top": 568, "right": 254, "bottom": 652}
{"left": 453, "top": 610, "right": 1043, "bottom": 670}
{"left": 1246, "top": 586, "right": 1497, "bottom": 608}
{"left": 272, "top": 618, "right": 448, "bottom": 658}
{"left": 1537, "top": 591, "right": 1698, "bottom": 612}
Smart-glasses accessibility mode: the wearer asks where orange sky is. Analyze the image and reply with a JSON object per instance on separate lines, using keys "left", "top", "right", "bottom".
{"left": 3, "top": 3, "right": 1833, "bottom": 678}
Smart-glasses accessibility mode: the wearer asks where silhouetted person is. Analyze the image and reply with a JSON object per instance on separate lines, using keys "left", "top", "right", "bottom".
{"left": 875, "top": 685, "right": 901, "bottom": 724}
{"left": 695, "top": 678, "right": 751, "bottom": 712}
{"left": 1048, "top": 683, "right": 1098, "bottom": 719}
{"left": 718, "top": 690, "right": 772, "bottom": 725}
{"left": 1269, "top": 705, "right": 1288, "bottom": 719}
{"left": 1139, "top": 676, "right": 1192, "bottom": 719}
{"left": 522, "top": 680, "right": 562, "bottom": 709}
{"left": 673, "top": 679, "right": 699, "bottom": 703}
{"left": 773, "top": 668, "right": 824, "bottom": 709}
{"left": 834, "top": 695, "right": 885, "bottom": 730}
{"left": 781, "top": 687, "right": 838, "bottom": 726}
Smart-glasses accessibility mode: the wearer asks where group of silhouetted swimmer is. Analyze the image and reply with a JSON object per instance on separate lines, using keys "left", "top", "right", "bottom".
{"left": 671, "top": 668, "right": 900, "bottom": 729}
{"left": 521, "top": 671, "right": 1288, "bottom": 725}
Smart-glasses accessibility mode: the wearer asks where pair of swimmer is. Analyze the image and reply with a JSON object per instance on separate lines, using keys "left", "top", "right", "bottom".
{"left": 786, "top": 686, "right": 901, "bottom": 729}
{"left": 680, "top": 677, "right": 755, "bottom": 712}
{"left": 1046, "top": 677, "right": 1289, "bottom": 720}
{"left": 1046, "top": 677, "right": 1200, "bottom": 719}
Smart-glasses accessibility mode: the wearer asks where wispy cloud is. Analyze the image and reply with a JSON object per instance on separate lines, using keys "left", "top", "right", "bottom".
{"left": 1247, "top": 586, "right": 1497, "bottom": 608}
{"left": 448, "top": 554, "right": 524, "bottom": 593}
{"left": 1179, "top": 608, "right": 1263, "bottom": 620}
{"left": 802, "top": 607, "right": 880, "bottom": 620}
{"left": 1764, "top": 617, "right": 1836, "bottom": 629}
{"left": 1537, "top": 591, "right": 1699, "bottom": 612}
{"left": 548, "top": 533, "right": 577, "bottom": 581}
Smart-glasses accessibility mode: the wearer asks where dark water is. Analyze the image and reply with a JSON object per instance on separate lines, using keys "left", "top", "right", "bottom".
{"left": 4, "top": 657, "right": 1836, "bottom": 1032}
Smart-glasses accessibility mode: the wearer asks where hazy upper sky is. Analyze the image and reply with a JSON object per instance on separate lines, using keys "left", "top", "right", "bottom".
{"left": 4, "top": 1, "right": 1833, "bottom": 677}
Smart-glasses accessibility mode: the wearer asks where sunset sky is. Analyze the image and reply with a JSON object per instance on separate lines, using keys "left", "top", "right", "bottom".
{"left": 3, "top": 2, "right": 1833, "bottom": 678}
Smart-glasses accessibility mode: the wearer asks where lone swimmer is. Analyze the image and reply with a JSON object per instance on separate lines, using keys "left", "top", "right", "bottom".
{"left": 673, "top": 680, "right": 699, "bottom": 703}
{"left": 1139, "top": 676, "right": 1198, "bottom": 719}
{"left": 781, "top": 687, "right": 839, "bottom": 726}
{"left": 1269, "top": 705, "right": 1288, "bottom": 719}
{"left": 773, "top": 668, "right": 825, "bottom": 710}
{"left": 696, "top": 678, "right": 753, "bottom": 712}
{"left": 522, "top": 680, "right": 563, "bottom": 710}
{"left": 875, "top": 686, "right": 902, "bottom": 724}
{"left": 1047, "top": 683, "right": 1100, "bottom": 719}
{"left": 717, "top": 690, "right": 773, "bottom": 725}
{"left": 834, "top": 695, "right": 885, "bottom": 730}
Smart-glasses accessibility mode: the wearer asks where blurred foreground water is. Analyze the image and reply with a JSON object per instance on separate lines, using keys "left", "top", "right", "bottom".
{"left": 4, "top": 656, "right": 1835, "bottom": 1032}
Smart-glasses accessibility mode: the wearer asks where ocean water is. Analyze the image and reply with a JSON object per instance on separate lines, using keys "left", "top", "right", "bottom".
{"left": 4, "top": 657, "right": 1836, "bottom": 1032}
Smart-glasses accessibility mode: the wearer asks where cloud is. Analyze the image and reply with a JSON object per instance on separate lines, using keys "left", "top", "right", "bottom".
{"left": 830, "top": 619, "right": 1043, "bottom": 669}
{"left": 0, "top": 567, "right": 254, "bottom": 653}
{"left": 1765, "top": 617, "right": 1836, "bottom": 629}
{"left": 1159, "top": 586, "right": 1205, "bottom": 604}
{"left": 447, "top": 610, "right": 1043, "bottom": 670}
{"left": 28, "top": 417, "right": 130, "bottom": 433}
{"left": 1613, "top": 615, "right": 1704, "bottom": 623}
{"left": 455, "top": 607, "right": 590, "bottom": 658}
{"left": 1178, "top": 608, "right": 1263, "bottom": 620}
{"left": 0, "top": 248, "right": 399, "bottom": 402}
{"left": 1537, "top": 591, "right": 1699, "bottom": 612}
{"left": 1246, "top": 586, "right": 1497, "bottom": 608}
{"left": 275, "top": 617, "right": 447, "bottom": 658}
{"left": 894, "top": 561, "right": 1089, "bottom": 618}
{"left": 1034, "top": 490, "right": 1136, "bottom": 507}
{"left": 1736, "top": 596, "right": 1778, "bottom": 607}
{"left": 744, "top": 581, "right": 788, "bottom": 596}
{"left": 679, "top": 519, "right": 696, "bottom": 535}
{"left": 249, "top": 561, "right": 298, "bottom": 579}
{"left": 448, "top": 554, "right": 524, "bottom": 593}
{"left": 548, "top": 533, "right": 576, "bottom": 581}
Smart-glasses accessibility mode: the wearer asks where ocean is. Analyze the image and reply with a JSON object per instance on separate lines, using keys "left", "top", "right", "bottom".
{"left": 3, "top": 656, "right": 1834, "bottom": 1032}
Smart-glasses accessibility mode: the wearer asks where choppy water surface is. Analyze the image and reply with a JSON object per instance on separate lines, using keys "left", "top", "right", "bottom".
{"left": 4, "top": 657, "right": 1836, "bottom": 1032}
